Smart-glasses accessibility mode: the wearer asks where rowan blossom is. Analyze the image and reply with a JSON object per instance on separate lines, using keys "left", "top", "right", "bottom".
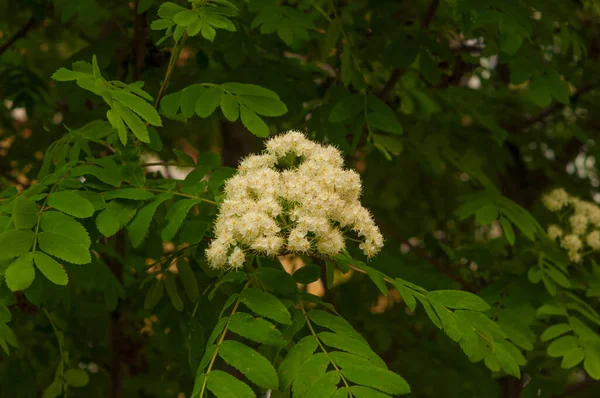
{"left": 542, "top": 188, "right": 569, "bottom": 212}
{"left": 547, "top": 224, "right": 563, "bottom": 240}
{"left": 586, "top": 231, "right": 600, "bottom": 251}
{"left": 205, "top": 131, "right": 384, "bottom": 269}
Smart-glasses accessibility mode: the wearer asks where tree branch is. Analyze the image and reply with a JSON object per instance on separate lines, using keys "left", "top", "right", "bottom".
{"left": 379, "top": 0, "right": 440, "bottom": 100}
{"left": 506, "top": 82, "right": 596, "bottom": 132}
{"left": 421, "top": 0, "right": 440, "bottom": 29}
{"left": 0, "top": 17, "right": 38, "bottom": 56}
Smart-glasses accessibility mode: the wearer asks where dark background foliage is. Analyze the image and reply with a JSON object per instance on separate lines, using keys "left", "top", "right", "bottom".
{"left": 1, "top": 0, "right": 600, "bottom": 397}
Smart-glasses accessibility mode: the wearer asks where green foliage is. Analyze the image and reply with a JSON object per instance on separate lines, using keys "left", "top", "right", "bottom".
{"left": 2, "top": 0, "right": 600, "bottom": 396}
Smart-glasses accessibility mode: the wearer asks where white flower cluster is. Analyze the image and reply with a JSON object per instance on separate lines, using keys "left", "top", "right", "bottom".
{"left": 543, "top": 188, "right": 600, "bottom": 262}
{"left": 205, "top": 131, "right": 384, "bottom": 269}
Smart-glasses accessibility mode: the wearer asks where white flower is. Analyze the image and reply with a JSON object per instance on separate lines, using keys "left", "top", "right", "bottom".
{"left": 586, "top": 231, "right": 600, "bottom": 250}
{"left": 569, "top": 214, "right": 588, "bottom": 235}
{"left": 561, "top": 234, "right": 582, "bottom": 252}
{"left": 547, "top": 224, "right": 563, "bottom": 240}
{"left": 228, "top": 246, "right": 246, "bottom": 269}
{"left": 205, "top": 130, "right": 383, "bottom": 269}
{"left": 568, "top": 251, "right": 582, "bottom": 263}
{"left": 542, "top": 188, "right": 569, "bottom": 212}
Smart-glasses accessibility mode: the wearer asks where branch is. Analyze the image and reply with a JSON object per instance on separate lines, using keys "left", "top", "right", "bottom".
{"left": 0, "top": 17, "right": 38, "bottom": 56}
{"left": 379, "top": 0, "right": 440, "bottom": 100}
{"left": 421, "top": 0, "right": 440, "bottom": 29}
{"left": 506, "top": 82, "right": 597, "bottom": 132}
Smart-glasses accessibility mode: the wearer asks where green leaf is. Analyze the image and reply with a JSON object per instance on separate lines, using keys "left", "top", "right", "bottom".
{"left": 5, "top": 253, "right": 35, "bottom": 291}
{"left": 195, "top": 87, "right": 223, "bottom": 117}
{"left": 499, "top": 216, "right": 515, "bottom": 245}
{"left": 221, "top": 83, "right": 279, "bottom": 99}
{"left": 161, "top": 199, "right": 202, "bottom": 241}
{"left": 96, "top": 201, "right": 137, "bottom": 237}
{"left": 13, "top": 196, "right": 38, "bottom": 229}
{"left": 161, "top": 91, "right": 181, "bottom": 115}
{"left": 64, "top": 369, "right": 89, "bottom": 387}
{"left": 201, "top": 23, "right": 216, "bottom": 41}
{"left": 103, "top": 188, "right": 154, "bottom": 201}
{"left": 206, "top": 370, "right": 254, "bottom": 398}
{"left": 427, "top": 290, "right": 491, "bottom": 312}
{"left": 279, "top": 335, "right": 319, "bottom": 390}
{"left": 547, "top": 335, "right": 579, "bottom": 357}
{"left": 237, "top": 95, "right": 287, "bottom": 117}
{"left": 106, "top": 109, "right": 128, "bottom": 145}
{"left": 329, "top": 95, "right": 363, "bottom": 123}
{"left": 341, "top": 41, "right": 352, "bottom": 86}
{"left": 218, "top": 340, "right": 278, "bottom": 389}
{"left": 500, "top": 32, "right": 523, "bottom": 55}
{"left": 165, "top": 273, "right": 184, "bottom": 311}
{"left": 528, "top": 78, "right": 551, "bottom": 107}
{"left": 177, "top": 259, "right": 199, "bottom": 303}
{"left": 220, "top": 93, "right": 239, "bottom": 121}
{"left": 137, "top": 0, "right": 153, "bottom": 14}
{"left": 561, "top": 347, "right": 585, "bottom": 369}
{"left": 365, "top": 267, "right": 388, "bottom": 296}
{"left": 51, "top": 68, "right": 81, "bottom": 82}
{"left": 208, "top": 167, "right": 236, "bottom": 192}
{"left": 112, "top": 101, "right": 150, "bottom": 143}
{"left": 584, "top": 347, "right": 600, "bottom": 380}
{"left": 0, "top": 229, "right": 35, "bottom": 261}
{"left": 541, "top": 324, "right": 572, "bottom": 342}
{"left": 48, "top": 192, "right": 95, "bottom": 218}
{"left": 434, "top": 305, "right": 462, "bottom": 342}
{"left": 318, "top": 332, "right": 385, "bottom": 368}
{"left": 349, "top": 386, "right": 392, "bottom": 398}
{"left": 240, "top": 288, "right": 292, "bottom": 325}
{"left": 494, "top": 342, "right": 521, "bottom": 377}
{"left": 180, "top": 84, "right": 204, "bottom": 117}
{"left": 42, "top": 379, "right": 62, "bottom": 398}
{"left": 111, "top": 90, "right": 162, "bottom": 126}
{"left": 33, "top": 252, "right": 68, "bottom": 286}
{"left": 144, "top": 279, "right": 164, "bottom": 310}
{"left": 321, "top": 19, "right": 341, "bottom": 60}
{"left": 293, "top": 353, "right": 330, "bottom": 398}
{"left": 416, "top": 296, "right": 442, "bottom": 328}
{"left": 367, "top": 96, "right": 402, "bottom": 134}
{"left": 158, "top": 2, "right": 186, "bottom": 19}
{"left": 305, "top": 371, "right": 340, "bottom": 398}
{"left": 240, "top": 105, "right": 270, "bottom": 137}
{"left": 38, "top": 212, "right": 91, "bottom": 264}
{"left": 174, "top": 9, "right": 199, "bottom": 26}
{"left": 228, "top": 312, "right": 284, "bottom": 346}
{"left": 475, "top": 204, "right": 498, "bottom": 225}
{"left": 255, "top": 267, "right": 298, "bottom": 296}
{"left": 537, "top": 304, "right": 568, "bottom": 317}
{"left": 341, "top": 365, "right": 410, "bottom": 395}
{"left": 293, "top": 265, "right": 321, "bottom": 284}
{"left": 308, "top": 310, "right": 367, "bottom": 345}
{"left": 419, "top": 51, "right": 440, "bottom": 85}
{"left": 128, "top": 193, "right": 173, "bottom": 247}
{"left": 545, "top": 266, "right": 572, "bottom": 288}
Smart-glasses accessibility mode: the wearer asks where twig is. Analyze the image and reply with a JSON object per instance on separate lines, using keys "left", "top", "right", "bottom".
{"left": 379, "top": 0, "right": 440, "bottom": 100}
{"left": 506, "top": 82, "right": 597, "bottom": 132}
{"left": 421, "top": 0, "right": 440, "bottom": 29}
{"left": 154, "top": 37, "right": 185, "bottom": 110}
{"left": 0, "top": 17, "right": 38, "bottom": 56}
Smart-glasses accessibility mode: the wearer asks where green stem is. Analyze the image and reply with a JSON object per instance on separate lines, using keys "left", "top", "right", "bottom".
{"left": 154, "top": 36, "right": 186, "bottom": 110}
{"left": 142, "top": 188, "right": 218, "bottom": 205}
{"left": 32, "top": 171, "right": 71, "bottom": 251}
{"left": 199, "top": 279, "right": 252, "bottom": 398}
{"left": 299, "top": 299, "right": 352, "bottom": 392}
